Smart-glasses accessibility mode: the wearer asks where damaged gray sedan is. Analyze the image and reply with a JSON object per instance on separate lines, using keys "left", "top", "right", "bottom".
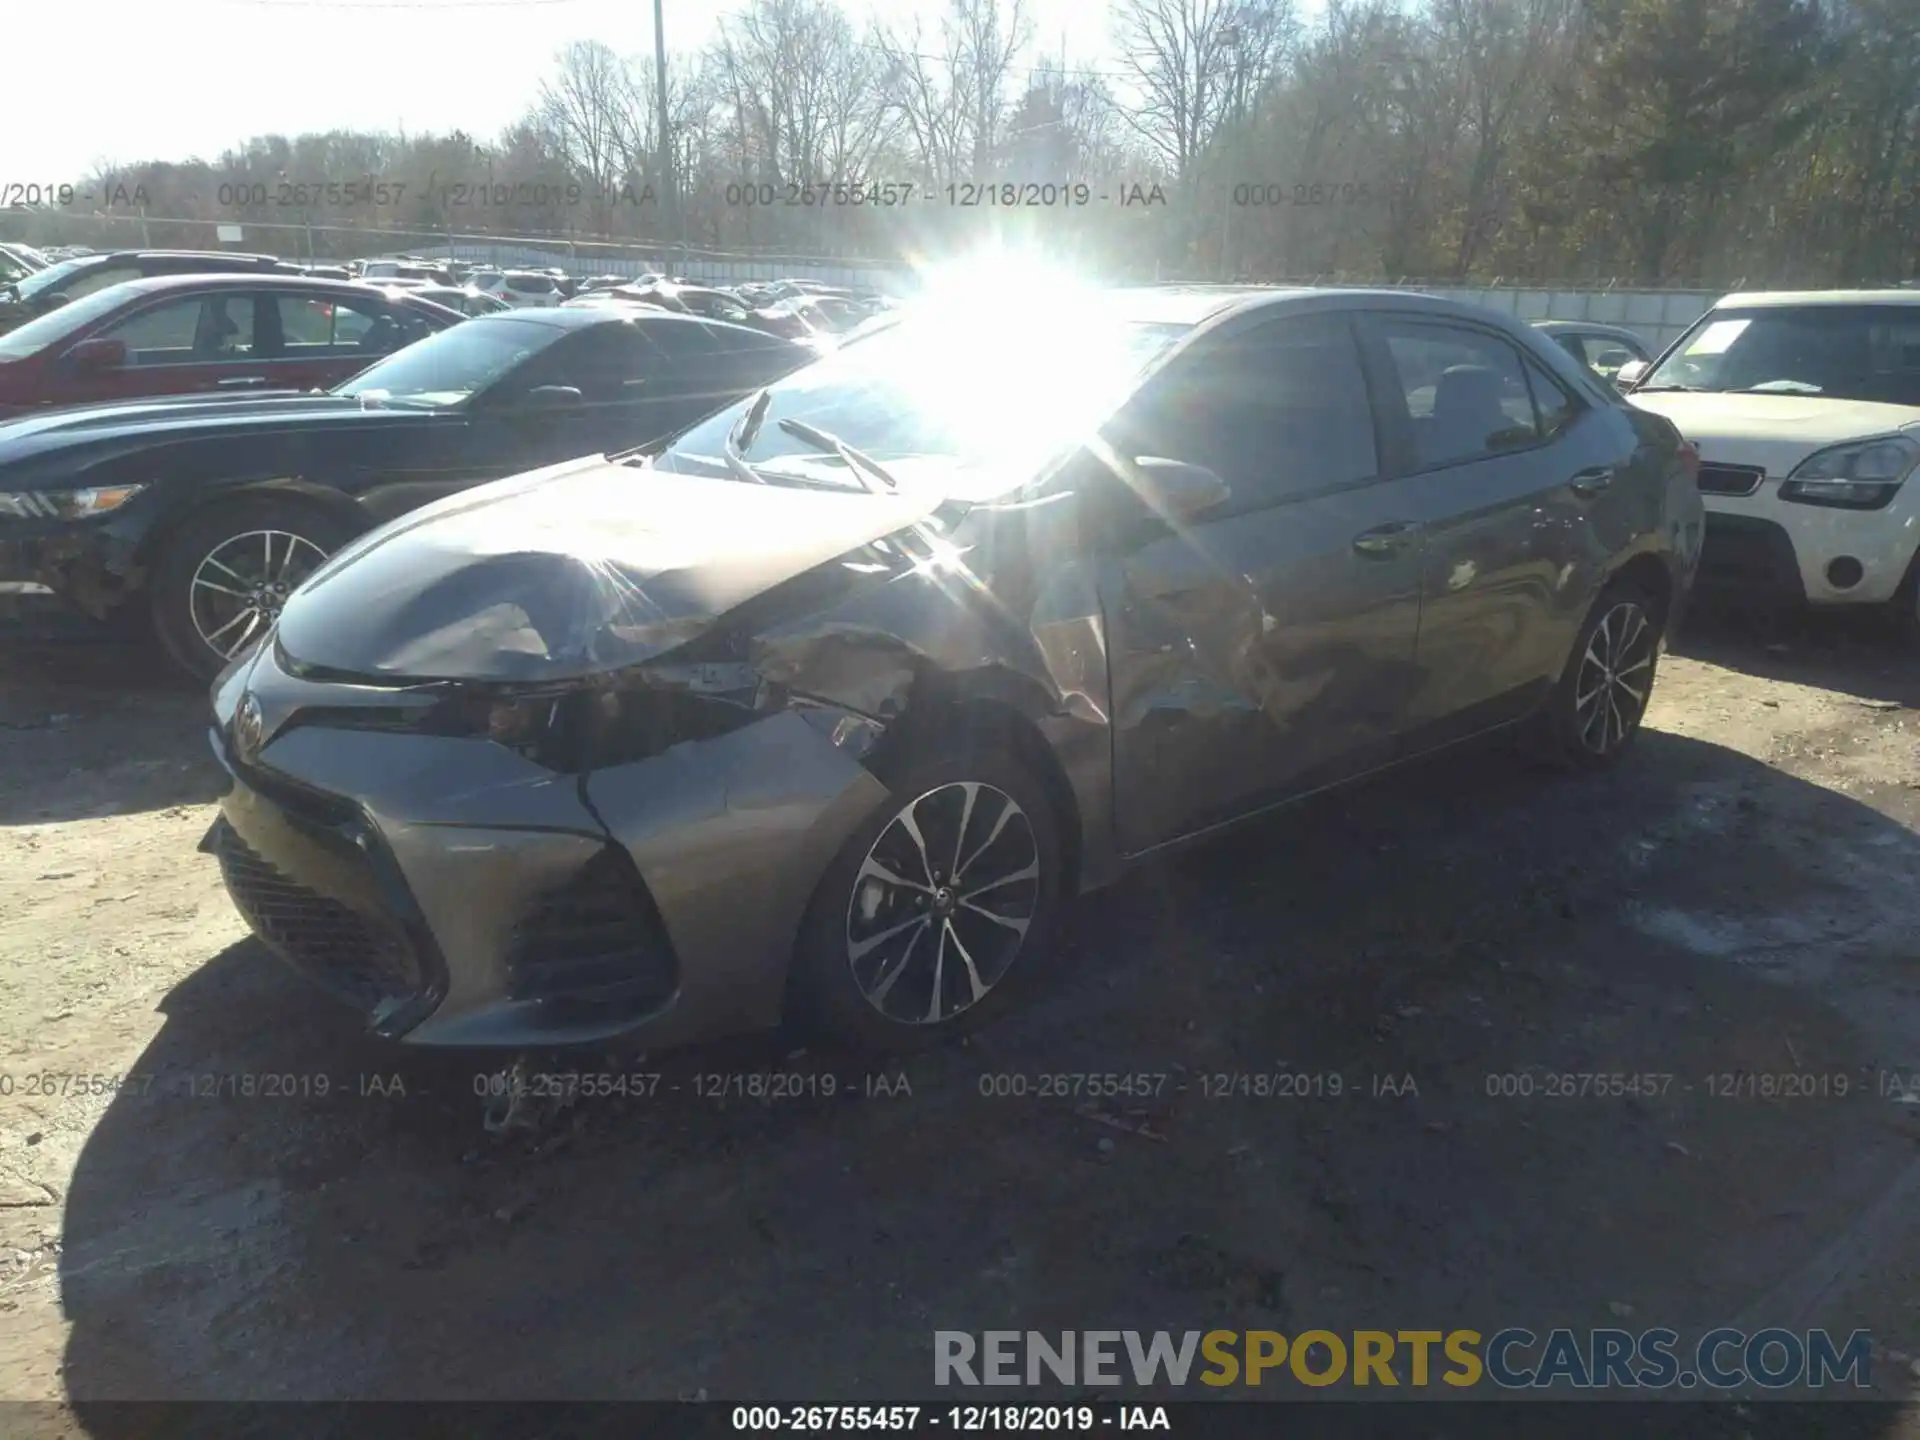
{"left": 202, "top": 285, "right": 1703, "bottom": 1050}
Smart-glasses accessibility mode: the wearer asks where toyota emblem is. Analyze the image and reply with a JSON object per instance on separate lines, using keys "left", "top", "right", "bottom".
{"left": 234, "top": 692, "right": 264, "bottom": 760}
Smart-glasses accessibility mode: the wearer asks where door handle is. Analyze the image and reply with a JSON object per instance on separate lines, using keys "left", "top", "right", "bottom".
{"left": 215, "top": 376, "right": 268, "bottom": 388}
{"left": 1352, "top": 521, "right": 1420, "bottom": 556}
{"left": 1567, "top": 466, "right": 1614, "bottom": 497}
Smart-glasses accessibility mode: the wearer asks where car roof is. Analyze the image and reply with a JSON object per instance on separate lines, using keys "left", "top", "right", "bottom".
{"left": 461, "top": 305, "right": 728, "bottom": 332}
{"left": 100, "top": 249, "right": 282, "bottom": 265}
{"left": 1714, "top": 289, "right": 1920, "bottom": 308}
{"left": 104, "top": 272, "right": 427, "bottom": 297}
{"left": 1533, "top": 319, "right": 1643, "bottom": 337}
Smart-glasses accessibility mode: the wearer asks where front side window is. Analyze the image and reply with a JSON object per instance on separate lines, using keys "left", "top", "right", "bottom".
{"left": 99, "top": 294, "right": 256, "bottom": 364}
{"left": 1379, "top": 321, "right": 1539, "bottom": 468}
{"left": 1108, "top": 313, "right": 1379, "bottom": 514}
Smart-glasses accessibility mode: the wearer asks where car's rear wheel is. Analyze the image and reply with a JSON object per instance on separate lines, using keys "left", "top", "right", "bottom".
{"left": 151, "top": 495, "right": 360, "bottom": 682}
{"left": 1532, "top": 578, "right": 1664, "bottom": 769}
{"left": 794, "top": 740, "right": 1063, "bottom": 1052}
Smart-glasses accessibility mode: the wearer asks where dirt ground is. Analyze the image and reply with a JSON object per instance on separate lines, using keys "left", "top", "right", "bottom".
{"left": 2, "top": 602, "right": 1920, "bottom": 1430}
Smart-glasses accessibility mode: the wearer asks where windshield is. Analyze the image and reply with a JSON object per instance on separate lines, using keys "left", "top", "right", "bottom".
{"left": 8, "top": 256, "right": 96, "bottom": 303}
{"left": 656, "top": 309, "right": 1191, "bottom": 499}
{"left": 0, "top": 282, "right": 146, "bottom": 359}
{"left": 1642, "top": 305, "right": 1920, "bottom": 405}
{"left": 332, "top": 316, "right": 558, "bottom": 408}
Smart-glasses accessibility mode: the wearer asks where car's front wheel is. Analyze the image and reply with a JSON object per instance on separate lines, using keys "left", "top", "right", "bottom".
{"left": 1533, "top": 577, "right": 1664, "bottom": 768}
{"left": 150, "top": 495, "right": 359, "bottom": 682}
{"left": 794, "top": 739, "right": 1063, "bottom": 1051}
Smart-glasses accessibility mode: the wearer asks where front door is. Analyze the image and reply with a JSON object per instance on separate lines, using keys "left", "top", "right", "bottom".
{"left": 1099, "top": 311, "right": 1429, "bottom": 855}
{"left": 45, "top": 291, "right": 268, "bottom": 407}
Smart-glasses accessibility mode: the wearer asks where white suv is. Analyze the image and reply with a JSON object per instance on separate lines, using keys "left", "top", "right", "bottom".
{"left": 1626, "top": 291, "right": 1920, "bottom": 635}
{"left": 469, "top": 269, "right": 561, "bottom": 309}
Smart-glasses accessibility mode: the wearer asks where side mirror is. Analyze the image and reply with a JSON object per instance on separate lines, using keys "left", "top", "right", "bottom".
{"left": 1130, "top": 456, "right": 1231, "bottom": 521}
{"left": 1594, "top": 348, "right": 1634, "bottom": 372}
{"left": 66, "top": 337, "right": 126, "bottom": 371}
{"left": 1615, "top": 359, "right": 1649, "bottom": 390}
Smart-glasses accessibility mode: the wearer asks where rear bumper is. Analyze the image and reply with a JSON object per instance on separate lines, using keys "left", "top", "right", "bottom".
{"left": 205, "top": 644, "right": 891, "bottom": 1050}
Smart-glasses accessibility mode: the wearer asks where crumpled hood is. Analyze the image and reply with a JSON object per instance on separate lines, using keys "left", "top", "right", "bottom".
{"left": 274, "top": 455, "right": 944, "bottom": 682}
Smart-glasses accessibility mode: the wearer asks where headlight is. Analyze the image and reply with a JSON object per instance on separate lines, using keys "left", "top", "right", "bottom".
{"left": 0, "top": 484, "right": 146, "bottom": 520}
{"left": 1780, "top": 437, "right": 1920, "bottom": 510}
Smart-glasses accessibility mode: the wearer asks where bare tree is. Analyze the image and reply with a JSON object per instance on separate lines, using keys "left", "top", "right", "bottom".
{"left": 537, "top": 41, "right": 634, "bottom": 231}
{"left": 1109, "top": 0, "right": 1290, "bottom": 177}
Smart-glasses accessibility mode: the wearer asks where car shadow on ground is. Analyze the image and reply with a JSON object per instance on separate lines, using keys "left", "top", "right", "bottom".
{"left": 1675, "top": 599, "right": 1920, "bottom": 709}
{"left": 54, "top": 727, "right": 1920, "bottom": 1431}
{"left": 0, "top": 626, "right": 222, "bottom": 825}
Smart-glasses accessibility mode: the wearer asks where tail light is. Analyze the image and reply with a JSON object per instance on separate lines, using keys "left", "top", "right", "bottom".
{"left": 1676, "top": 440, "right": 1701, "bottom": 479}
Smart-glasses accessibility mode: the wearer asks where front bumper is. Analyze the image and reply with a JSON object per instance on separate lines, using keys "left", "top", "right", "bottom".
{"left": 0, "top": 525, "right": 141, "bottom": 615}
{"left": 205, "top": 644, "right": 891, "bottom": 1049}
{"left": 1698, "top": 481, "right": 1920, "bottom": 607}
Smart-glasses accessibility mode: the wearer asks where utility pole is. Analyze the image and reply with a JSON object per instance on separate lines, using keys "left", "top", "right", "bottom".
{"left": 653, "top": 0, "right": 678, "bottom": 249}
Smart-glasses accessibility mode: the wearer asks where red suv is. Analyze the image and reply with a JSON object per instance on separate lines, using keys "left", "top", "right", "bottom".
{"left": 0, "top": 274, "right": 462, "bottom": 417}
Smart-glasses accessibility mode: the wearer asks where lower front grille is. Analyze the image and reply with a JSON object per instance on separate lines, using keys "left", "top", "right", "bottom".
{"left": 1697, "top": 462, "right": 1765, "bottom": 496}
{"left": 504, "top": 848, "right": 677, "bottom": 1007}
{"left": 215, "top": 822, "right": 424, "bottom": 1013}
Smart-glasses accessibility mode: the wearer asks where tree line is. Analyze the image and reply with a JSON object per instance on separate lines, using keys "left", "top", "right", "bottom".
{"left": 12, "top": 0, "right": 1918, "bottom": 288}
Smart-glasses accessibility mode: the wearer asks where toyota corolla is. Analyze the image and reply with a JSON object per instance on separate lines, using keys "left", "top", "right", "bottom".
{"left": 202, "top": 283, "right": 1701, "bottom": 1052}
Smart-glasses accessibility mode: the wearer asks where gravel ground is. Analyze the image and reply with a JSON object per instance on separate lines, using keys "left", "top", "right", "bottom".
{"left": 0, "top": 605, "right": 1917, "bottom": 1432}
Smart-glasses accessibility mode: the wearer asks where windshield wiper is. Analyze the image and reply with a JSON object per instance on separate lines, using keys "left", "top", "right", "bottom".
{"left": 775, "top": 417, "right": 899, "bottom": 494}
{"left": 1630, "top": 383, "right": 1706, "bottom": 393}
{"left": 718, "top": 388, "right": 774, "bottom": 486}
{"left": 732, "top": 388, "right": 772, "bottom": 452}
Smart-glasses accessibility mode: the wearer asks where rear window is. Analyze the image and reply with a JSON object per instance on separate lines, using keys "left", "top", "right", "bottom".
{"left": 505, "top": 272, "right": 555, "bottom": 292}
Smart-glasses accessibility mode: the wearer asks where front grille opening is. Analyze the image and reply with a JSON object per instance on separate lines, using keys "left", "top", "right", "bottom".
{"left": 215, "top": 822, "right": 423, "bottom": 1012}
{"left": 1697, "top": 463, "right": 1765, "bottom": 496}
{"left": 504, "top": 847, "right": 678, "bottom": 1007}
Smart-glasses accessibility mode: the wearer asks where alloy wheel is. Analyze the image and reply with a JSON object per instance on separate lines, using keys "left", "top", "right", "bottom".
{"left": 1573, "top": 601, "right": 1656, "bottom": 755}
{"left": 845, "top": 781, "right": 1041, "bottom": 1026}
{"left": 188, "top": 529, "right": 330, "bottom": 661}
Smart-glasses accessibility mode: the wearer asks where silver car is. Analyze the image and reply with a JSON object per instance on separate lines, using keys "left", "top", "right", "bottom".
{"left": 203, "top": 287, "right": 1703, "bottom": 1053}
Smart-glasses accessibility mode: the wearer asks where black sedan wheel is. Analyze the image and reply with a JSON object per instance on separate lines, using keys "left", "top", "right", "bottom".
{"left": 796, "top": 742, "right": 1062, "bottom": 1051}
{"left": 1535, "top": 578, "right": 1663, "bottom": 768}
{"left": 151, "top": 496, "right": 359, "bottom": 682}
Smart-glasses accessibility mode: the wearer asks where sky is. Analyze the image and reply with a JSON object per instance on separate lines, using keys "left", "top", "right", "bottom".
{"left": 6, "top": 0, "right": 1103, "bottom": 182}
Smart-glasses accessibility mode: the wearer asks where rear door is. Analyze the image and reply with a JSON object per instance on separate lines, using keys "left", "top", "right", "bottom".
{"left": 1100, "top": 310, "right": 1429, "bottom": 854}
{"left": 1359, "top": 313, "right": 1627, "bottom": 750}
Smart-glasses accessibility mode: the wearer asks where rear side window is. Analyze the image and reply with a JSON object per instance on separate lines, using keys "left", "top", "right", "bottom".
{"left": 1377, "top": 321, "right": 1539, "bottom": 468}
{"left": 1525, "top": 358, "right": 1581, "bottom": 440}
{"left": 1111, "top": 312, "right": 1379, "bottom": 513}
{"left": 273, "top": 293, "right": 432, "bottom": 356}
{"left": 60, "top": 265, "right": 142, "bottom": 300}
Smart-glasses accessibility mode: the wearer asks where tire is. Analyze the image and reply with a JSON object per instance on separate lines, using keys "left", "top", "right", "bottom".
{"left": 1530, "top": 577, "right": 1665, "bottom": 770}
{"left": 793, "top": 736, "right": 1064, "bottom": 1052}
{"left": 149, "top": 494, "right": 361, "bottom": 683}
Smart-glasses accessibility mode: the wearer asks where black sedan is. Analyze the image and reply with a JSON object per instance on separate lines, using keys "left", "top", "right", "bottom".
{"left": 202, "top": 286, "right": 1702, "bottom": 1055}
{"left": 0, "top": 308, "right": 814, "bottom": 679}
